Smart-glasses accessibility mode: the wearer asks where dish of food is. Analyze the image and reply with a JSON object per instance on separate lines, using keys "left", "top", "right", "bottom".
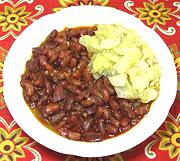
{"left": 21, "top": 25, "right": 156, "bottom": 142}
{"left": 3, "top": 6, "right": 177, "bottom": 157}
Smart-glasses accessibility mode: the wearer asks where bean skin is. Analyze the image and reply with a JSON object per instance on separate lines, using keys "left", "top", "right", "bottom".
{"left": 134, "top": 104, "right": 149, "bottom": 115}
{"left": 45, "top": 103, "right": 59, "bottom": 115}
{"left": 64, "top": 97, "right": 74, "bottom": 111}
{"left": 82, "top": 68, "right": 93, "bottom": 82}
{"left": 50, "top": 111, "right": 66, "bottom": 124}
{"left": 98, "top": 119, "right": 106, "bottom": 135}
{"left": 21, "top": 80, "right": 35, "bottom": 97}
{"left": 32, "top": 47, "right": 42, "bottom": 57}
{"left": 69, "top": 58, "right": 77, "bottom": 68}
{"left": 44, "top": 79, "right": 53, "bottom": 95}
{"left": 90, "top": 95, "right": 104, "bottom": 106}
{"left": 46, "top": 30, "right": 58, "bottom": 42}
{"left": 26, "top": 58, "right": 39, "bottom": 72}
{"left": 82, "top": 98, "right": 93, "bottom": 107}
{"left": 71, "top": 79, "right": 81, "bottom": 86}
{"left": 109, "top": 99, "right": 120, "bottom": 110}
{"left": 53, "top": 84, "right": 65, "bottom": 102}
{"left": 67, "top": 131, "right": 81, "bottom": 141}
{"left": 106, "top": 124, "right": 118, "bottom": 135}
{"left": 119, "top": 117, "right": 130, "bottom": 127}
{"left": 82, "top": 132, "right": 102, "bottom": 142}
{"left": 82, "top": 118, "right": 94, "bottom": 132}
{"left": 102, "top": 89, "right": 110, "bottom": 103}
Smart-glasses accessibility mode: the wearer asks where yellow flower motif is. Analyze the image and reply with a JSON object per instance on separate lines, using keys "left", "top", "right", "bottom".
{"left": 0, "top": 62, "right": 3, "bottom": 93}
{"left": 52, "top": 0, "right": 109, "bottom": 12}
{"left": 0, "top": 6, "right": 31, "bottom": 32}
{"left": 157, "top": 121, "right": 180, "bottom": 159}
{"left": 136, "top": 2, "right": 171, "bottom": 25}
{"left": 0, "top": 128, "right": 28, "bottom": 161}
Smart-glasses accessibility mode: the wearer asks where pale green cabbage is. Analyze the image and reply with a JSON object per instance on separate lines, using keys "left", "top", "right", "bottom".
{"left": 79, "top": 24, "right": 161, "bottom": 103}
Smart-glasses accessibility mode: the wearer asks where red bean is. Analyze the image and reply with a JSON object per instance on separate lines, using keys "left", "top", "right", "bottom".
{"left": 109, "top": 117, "right": 120, "bottom": 128}
{"left": 102, "top": 89, "right": 110, "bottom": 103}
{"left": 21, "top": 80, "right": 35, "bottom": 97}
{"left": 32, "top": 47, "right": 42, "bottom": 57}
{"left": 82, "top": 132, "right": 102, "bottom": 142}
{"left": 50, "top": 111, "right": 66, "bottom": 124}
{"left": 120, "top": 117, "right": 130, "bottom": 127}
{"left": 69, "top": 58, "right": 77, "bottom": 68}
{"left": 60, "top": 56, "right": 71, "bottom": 67}
{"left": 120, "top": 99, "right": 132, "bottom": 108}
{"left": 53, "top": 84, "right": 65, "bottom": 102}
{"left": 90, "top": 95, "right": 104, "bottom": 106}
{"left": 98, "top": 119, "right": 106, "bottom": 135}
{"left": 64, "top": 97, "right": 74, "bottom": 111}
{"left": 106, "top": 124, "right": 118, "bottom": 135}
{"left": 44, "top": 79, "right": 53, "bottom": 95}
{"left": 134, "top": 104, "right": 150, "bottom": 115}
{"left": 103, "top": 107, "right": 110, "bottom": 120}
{"left": 82, "top": 98, "right": 93, "bottom": 107}
{"left": 109, "top": 99, "right": 120, "bottom": 110}
{"left": 45, "top": 103, "right": 59, "bottom": 115}
{"left": 72, "top": 69, "right": 81, "bottom": 79}
{"left": 67, "top": 131, "right": 81, "bottom": 141}
{"left": 71, "top": 79, "right": 81, "bottom": 86}
{"left": 103, "top": 76, "right": 116, "bottom": 95}
{"left": 82, "top": 68, "right": 93, "bottom": 82}
{"left": 66, "top": 84, "right": 81, "bottom": 95}
{"left": 46, "top": 30, "right": 58, "bottom": 42}
{"left": 82, "top": 118, "right": 94, "bottom": 132}
{"left": 69, "top": 115, "right": 78, "bottom": 124}
{"left": 26, "top": 58, "right": 39, "bottom": 72}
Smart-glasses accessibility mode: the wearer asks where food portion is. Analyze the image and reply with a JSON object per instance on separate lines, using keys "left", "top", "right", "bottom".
{"left": 79, "top": 24, "right": 160, "bottom": 103}
{"left": 20, "top": 24, "right": 160, "bottom": 142}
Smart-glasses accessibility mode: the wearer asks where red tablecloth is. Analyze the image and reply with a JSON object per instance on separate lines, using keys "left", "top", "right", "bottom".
{"left": 0, "top": 0, "right": 179, "bottom": 160}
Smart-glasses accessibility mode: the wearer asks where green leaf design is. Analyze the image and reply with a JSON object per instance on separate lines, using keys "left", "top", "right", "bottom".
{"left": 136, "top": 8, "right": 148, "bottom": 14}
{"left": 0, "top": 128, "right": 7, "bottom": 141}
{"left": 5, "top": 6, "right": 13, "bottom": 14}
{"left": 157, "top": 17, "right": 165, "bottom": 25}
{"left": 15, "top": 6, "right": 25, "bottom": 15}
{"left": 169, "top": 146, "right": 179, "bottom": 159}
{"left": 154, "top": 2, "right": 164, "bottom": 10}
{"left": 139, "top": 13, "right": 149, "bottom": 19}
{"left": 157, "top": 130, "right": 171, "bottom": 139}
{"left": 143, "top": 2, "right": 153, "bottom": 11}
{"left": 18, "top": 18, "right": 28, "bottom": 25}
{"left": 147, "top": 17, "right": 155, "bottom": 25}
{"left": 162, "top": 14, "right": 171, "bottom": 20}
{"left": 165, "top": 121, "right": 178, "bottom": 134}
{"left": 0, "top": 13, "right": 7, "bottom": 17}
{"left": 15, "top": 137, "right": 28, "bottom": 146}
{"left": 19, "top": 11, "right": 31, "bottom": 18}
{"left": 160, "top": 8, "right": 171, "bottom": 13}
{"left": 13, "top": 147, "right": 25, "bottom": 157}
{"left": 9, "top": 128, "right": 21, "bottom": 141}
{"left": 159, "top": 139, "right": 172, "bottom": 150}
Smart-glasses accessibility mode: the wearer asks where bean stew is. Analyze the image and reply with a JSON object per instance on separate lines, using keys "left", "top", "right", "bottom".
{"left": 20, "top": 26, "right": 151, "bottom": 142}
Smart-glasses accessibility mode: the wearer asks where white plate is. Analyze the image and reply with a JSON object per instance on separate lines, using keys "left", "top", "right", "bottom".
{"left": 3, "top": 6, "right": 177, "bottom": 157}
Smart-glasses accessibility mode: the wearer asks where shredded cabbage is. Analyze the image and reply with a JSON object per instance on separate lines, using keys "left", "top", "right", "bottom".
{"left": 79, "top": 24, "right": 161, "bottom": 103}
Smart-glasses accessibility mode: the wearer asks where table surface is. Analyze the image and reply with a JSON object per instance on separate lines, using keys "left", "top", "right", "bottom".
{"left": 0, "top": 0, "right": 179, "bottom": 161}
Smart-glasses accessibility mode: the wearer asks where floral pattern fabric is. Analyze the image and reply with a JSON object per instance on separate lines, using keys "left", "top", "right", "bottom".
{"left": 0, "top": 0, "right": 179, "bottom": 161}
